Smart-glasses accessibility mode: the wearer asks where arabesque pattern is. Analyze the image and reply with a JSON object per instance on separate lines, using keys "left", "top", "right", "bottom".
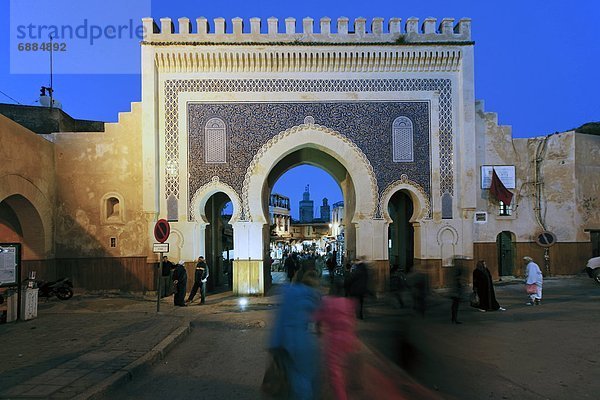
{"left": 163, "top": 78, "right": 453, "bottom": 216}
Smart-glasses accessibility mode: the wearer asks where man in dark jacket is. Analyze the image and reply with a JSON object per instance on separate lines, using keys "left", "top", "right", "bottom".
{"left": 187, "top": 256, "right": 209, "bottom": 304}
{"left": 160, "top": 256, "right": 174, "bottom": 298}
{"left": 285, "top": 253, "right": 298, "bottom": 282}
{"left": 172, "top": 260, "right": 188, "bottom": 307}
{"left": 345, "top": 257, "right": 369, "bottom": 319}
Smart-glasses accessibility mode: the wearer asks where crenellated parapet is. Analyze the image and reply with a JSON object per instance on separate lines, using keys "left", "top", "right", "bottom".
{"left": 142, "top": 16, "right": 472, "bottom": 44}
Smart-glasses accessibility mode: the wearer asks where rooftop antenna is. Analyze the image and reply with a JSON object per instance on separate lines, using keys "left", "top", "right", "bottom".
{"left": 49, "top": 34, "right": 54, "bottom": 109}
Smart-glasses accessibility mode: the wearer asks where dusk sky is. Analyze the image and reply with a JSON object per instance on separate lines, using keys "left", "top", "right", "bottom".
{"left": 1, "top": 1, "right": 598, "bottom": 219}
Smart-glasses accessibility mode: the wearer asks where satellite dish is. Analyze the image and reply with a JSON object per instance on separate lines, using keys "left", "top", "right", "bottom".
{"left": 39, "top": 95, "right": 62, "bottom": 109}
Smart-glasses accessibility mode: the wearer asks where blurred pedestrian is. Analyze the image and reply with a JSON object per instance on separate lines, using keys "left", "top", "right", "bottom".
{"left": 285, "top": 253, "right": 298, "bottom": 282}
{"left": 326, "top": 252, "right": 337, "bottom": 286}
{"left": 345, "top": 257, "right": 369, "bottom": 319}
{"left": 315, "top": 255, "right": 324, "bottom": 277}
{"left": 160, "top": 256, "right": 174, "bottom": 298}
{"left": 314, "top": 295, "right": 359, "bottom": 400}
{"left": 172, "top": 260, "right": 187, "bottom": 307}
{"left": 187, "top": 256, "right": 209, "bottom": 305}
{"left": 472, "top": 260, "right": 505, "bottom": 312}
{"left": 524, "top": 256, "right": 543, "bottom": 305}
{"left": 407, "top": 270, "right": 429, "bottom": 316}
{"left": 270, "top": 270, "right": 322, "bottom": 399}
{"left": 450, "top": 264, "right": 466, "bottom": 324}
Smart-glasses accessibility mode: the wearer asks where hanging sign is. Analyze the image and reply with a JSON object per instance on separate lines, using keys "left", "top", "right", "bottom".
{"left": 481, "top": 166, "right": 516, "bottom": 189}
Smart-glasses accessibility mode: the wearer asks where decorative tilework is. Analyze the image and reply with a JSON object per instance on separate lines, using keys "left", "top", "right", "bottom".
{"left": 392, "top": 116, "right": 414, "bottom": 162}
{"left": 187, "top": 101, "right": 430, "bottom": 220}
{"left": 204, "top": 117, "right": 227, "bottom": 163}
{"left": 163, "top": 79, "right": 454, "bottom": 218}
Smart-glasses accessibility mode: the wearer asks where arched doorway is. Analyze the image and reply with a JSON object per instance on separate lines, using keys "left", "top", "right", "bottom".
{"left": 203, "top": 192, "right": 233, "bottom": 291}
{"left": 380, "top": 175, "right": 430, "bottom": 290}
{"left": 0, "top": 194, "right": 46, "bottom": 260}
{"left": 269, "top": 164, "right": 344, "bottom": 273}
{"left": 265, "top": 151, "right": 354, "bottom": 269}
{"left": 241, "top": 123, "right": 379, "bottom": 295}
{"left": 190, "top": 177, "right": 242, "bottom": 291}
{"left": 496, "top": 231, "right": 515, "bottom": 276}
{"left": 387, "top": 190, "right": 414, "bottom": 273}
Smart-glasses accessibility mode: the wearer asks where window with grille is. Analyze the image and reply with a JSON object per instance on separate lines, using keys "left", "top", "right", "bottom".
{"left": 499, "top": 201, "right": 512, "bottom": 216}
{"left": 205, "top": 118, "right": 227, "bottom": 163}
{"left": 392, "top": 116, "right": 414, "bottom": 162}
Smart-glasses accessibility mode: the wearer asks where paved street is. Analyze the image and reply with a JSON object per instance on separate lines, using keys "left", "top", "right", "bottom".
{"left": 101, "top": 273, "right": 599, "bottom": 400}
{"left": 1, "top": 272, "right": 598, "bottom": 399}
{"left": 0, "top": 295, "right": 188, "bottom": 399}
{"left": 360, "top": 275, "right": 600, "bottom": 400}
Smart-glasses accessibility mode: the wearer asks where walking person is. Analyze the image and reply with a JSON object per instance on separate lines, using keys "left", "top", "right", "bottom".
{"left": 450, "top": 264, "right": 466, "bottom": 324}
{"left": 344, "top": 257, "right": 369, "bottom": 319}
{"left": 472, "top": 260, "right": 506, "bottom": 312}
{"left": 314, "top": 295, "right": 359, "bottom": 400}
{"left": 160, "top": 256, "right": 174, "bottom": 298}
{"left": 187, "top": 256, "right": 209, "bottom": 305}
{"left": 172, "top": 260, "right": 188, "bottom": 307}
{"left": 269, "top": 270, "right": 322, "bottom": 400}
{"left": 285, "top": 253, "right": 298, "bottom": 282}
{"left": 524, "top": 256, "right": 543, "bottom": 305}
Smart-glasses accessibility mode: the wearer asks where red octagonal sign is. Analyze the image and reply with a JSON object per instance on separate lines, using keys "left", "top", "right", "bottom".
{"left": 154, "top": 219, "right": 170, "bottom": 243}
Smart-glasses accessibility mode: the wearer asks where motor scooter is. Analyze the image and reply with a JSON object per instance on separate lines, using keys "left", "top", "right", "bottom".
{"left": 36, "top": 278, "right": 74, "bottom": 300}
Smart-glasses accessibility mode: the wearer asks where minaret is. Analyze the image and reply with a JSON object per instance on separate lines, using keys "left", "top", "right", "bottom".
{"left": 320, "top": 198, "right": 331, "bottom": 222}
{"left": 299, "top": 185, "right": 314, "bottom": 223}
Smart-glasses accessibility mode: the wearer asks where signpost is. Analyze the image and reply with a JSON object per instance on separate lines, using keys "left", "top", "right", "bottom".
{"left": 536, "top": 231, "right": 556, "bottom": 276}
{"left": 153, "top": 219, "right": 170, "bottom": 312}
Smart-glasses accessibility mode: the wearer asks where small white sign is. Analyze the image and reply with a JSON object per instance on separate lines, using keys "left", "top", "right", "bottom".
{"left": 481, "top": 166, "right": 516, "bottom": 189}
{"left": 474, "top": 211, "right": 488, "bottom": 224}
{"left": 0, "top": 246, "right": 18, "bottom": 285}
{"left": 153, "top": 243, "right": 169, "bottom": 253}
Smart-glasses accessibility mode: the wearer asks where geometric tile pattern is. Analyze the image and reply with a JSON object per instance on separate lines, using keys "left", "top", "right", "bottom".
{"left": 392, "top": 116, "right": 414, "bottom": 162}
{"left": 187, "top": 101, "right": 430, "bottom": 219}
{"left": 164, "top": 78, "right": 454, "bottom": 212}
{"left": 204, "top": 117, "right": 227, "bottom": 163}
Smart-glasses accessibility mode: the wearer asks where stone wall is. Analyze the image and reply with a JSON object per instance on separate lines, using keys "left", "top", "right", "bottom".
{"left": 53, "top": 102, "right": 146, "bottom": 259}
{"left": 0, "top": 115, "right": 56, "bottom": 260}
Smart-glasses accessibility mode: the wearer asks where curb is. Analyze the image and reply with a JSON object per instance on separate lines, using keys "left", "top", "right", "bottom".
{"left": 74, "top": 322, "right": 191, "bottom": 400}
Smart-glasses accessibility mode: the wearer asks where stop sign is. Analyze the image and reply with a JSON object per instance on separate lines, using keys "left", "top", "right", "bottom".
{"left": 154, "top": 219, "right": 170, "bottom": 243}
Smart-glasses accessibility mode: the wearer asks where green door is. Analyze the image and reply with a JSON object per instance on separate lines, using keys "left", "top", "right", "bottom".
{"left": 497, "top": 231, "right": 514, "bottom": 276}
{"left": 591, "top": 231, "right": 600, "bottom": 257}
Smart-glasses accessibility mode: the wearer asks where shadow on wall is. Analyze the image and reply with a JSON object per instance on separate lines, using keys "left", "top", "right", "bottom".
{"left": 0, "top": 203, "right": 153, "bottom": 292}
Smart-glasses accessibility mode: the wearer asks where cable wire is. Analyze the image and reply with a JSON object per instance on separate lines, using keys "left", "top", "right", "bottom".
{"left": 0, "top": 89, "right": 22, "bottom": 105}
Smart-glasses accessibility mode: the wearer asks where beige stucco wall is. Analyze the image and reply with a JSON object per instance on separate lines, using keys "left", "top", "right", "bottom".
{"left": 0, "top": 115, "right": 56, "bottom": 259}
{"left": 52, "top": 102, "right": 146, "bottom": 258}
{"left": 475, "top": 100, "right": 599, "bottom": 248}
{"left": 575, "top": 133, "right": 600, "bottom": 234}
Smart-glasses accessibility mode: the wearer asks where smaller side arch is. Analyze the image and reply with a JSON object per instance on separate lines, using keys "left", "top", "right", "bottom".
{"left": 437, "top": 225, "right": 458, "bottom": 267}
{"left": 190, "top": 176, "right": 242, "bottom": 224}
{"left": 380, "top": 174, "right": 431, "bottom": 222}
{"left": 165, "top": 228, "right": 184, "bottom": 263}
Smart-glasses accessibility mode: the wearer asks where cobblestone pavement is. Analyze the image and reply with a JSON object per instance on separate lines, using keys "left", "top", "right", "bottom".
{"left": 359, "top": 274, "right": 600, "bottom": 400}
{"left": 2, "top": 273, "right": 598, "bottom": 399}
{"left": 0, "top": 273, "right": 436, "bottom": 400}
{"left": 0, "top": 295, "right": 188, "bottom": 399}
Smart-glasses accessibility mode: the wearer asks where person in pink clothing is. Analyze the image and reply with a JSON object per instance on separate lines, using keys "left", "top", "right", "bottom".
{"left": 314, "top": 295, "right": 359, "bottom": 400}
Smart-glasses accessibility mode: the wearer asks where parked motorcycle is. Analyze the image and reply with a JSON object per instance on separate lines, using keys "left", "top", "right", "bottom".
{"left": 36, "top": 278, "right": 74, "bottom": 300}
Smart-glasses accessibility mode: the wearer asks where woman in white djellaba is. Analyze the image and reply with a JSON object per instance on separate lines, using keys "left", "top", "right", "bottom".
{"left": 524, "top": 256, "right": 543, "bottom": 305}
